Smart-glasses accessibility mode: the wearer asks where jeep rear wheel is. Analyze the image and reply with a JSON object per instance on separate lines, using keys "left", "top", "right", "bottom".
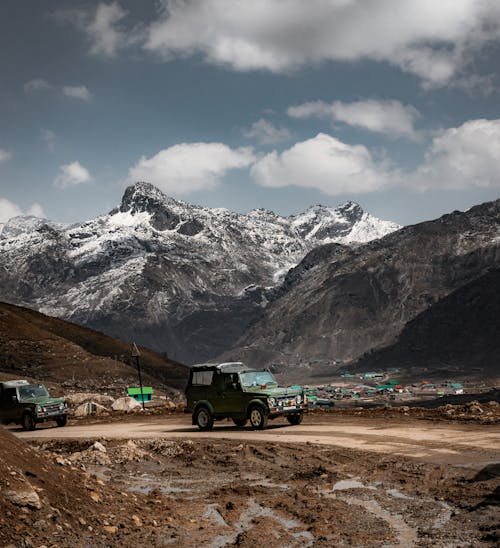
{"left": 286, "top": 413, "right": 303, "bottom": 425}
{"left": 232, "top": 418, "right": 248, "bottom": 427}
{"left": 56, "top": 416, "right": 67, "bottom": 427}
{"left": 195, "top": 407, "right": 214, "bottom": 431}
{"left": 22, "top": 412, "right": 36, "bottom": 431}
{"left": 249, "top": 405, "right": 267, "bottom": 430}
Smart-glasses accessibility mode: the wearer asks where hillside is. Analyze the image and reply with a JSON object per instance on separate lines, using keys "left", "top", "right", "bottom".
{"left": 0, "top": 302, "right": 188, "bottom": 391}
{"left": 350, "top": 268, "right": 500, "bottom": 378}
{"left": 219, "top": 199, "right": 500, "bottom": 378}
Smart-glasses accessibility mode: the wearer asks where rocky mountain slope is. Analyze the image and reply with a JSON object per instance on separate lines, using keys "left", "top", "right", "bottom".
{"left": 219, "top": 200, "right": 500, "bottom": 378}
{"left": 350, "top": 268, "right": 500, "bottom": 378}
{"left": 0, "top": 182, "right": 399, "bottom": 364}
{"left": 0, "top": 301, "right": 188, "bottom": 390}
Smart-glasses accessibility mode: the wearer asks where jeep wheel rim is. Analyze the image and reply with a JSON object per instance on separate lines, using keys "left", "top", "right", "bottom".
{"left": 198, "top": 409, "right": 209, "bottom": 427}
{"left": 250, "top": 409, "right": 262, "bottom": 426}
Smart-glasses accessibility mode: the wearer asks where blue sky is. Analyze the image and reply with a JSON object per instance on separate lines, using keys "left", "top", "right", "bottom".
{"left": 1, "top": 0, "right": 500, "bottom": 226}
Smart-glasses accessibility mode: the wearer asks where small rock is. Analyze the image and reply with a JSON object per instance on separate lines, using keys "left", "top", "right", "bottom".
{"left": 92, "top": 441, "right": 107, "bottom": 453}
{"left": 4, "top": 488, "right": 42, "bottom": 510}
{"left": 132, "top": 515, "right": 143, "bottom": 527}
{"left": 89, "top": 491, "right": 101, "bottom": 503}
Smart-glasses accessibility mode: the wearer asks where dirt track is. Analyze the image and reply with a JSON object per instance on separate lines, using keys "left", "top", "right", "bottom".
{"left": 12, "top": 414, "right": 500, "bottom": 467}
{"left": 3, "top": 412, "right": 500, "bottom": 546}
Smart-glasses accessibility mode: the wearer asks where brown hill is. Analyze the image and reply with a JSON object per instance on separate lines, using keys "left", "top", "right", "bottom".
{"left": 0, "top": 301, "right": 188, "bottom": 391}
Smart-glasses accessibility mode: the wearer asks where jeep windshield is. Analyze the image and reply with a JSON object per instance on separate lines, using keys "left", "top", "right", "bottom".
{"left": 239, "top": 371, "right": 277, "bottom": 388}
{"left": 18, "top": 384, "right": 49, "bottom": 400}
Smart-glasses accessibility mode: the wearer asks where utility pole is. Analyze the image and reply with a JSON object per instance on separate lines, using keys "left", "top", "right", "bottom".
{"left": 131, "top": 342, "right": 145, "bottom": 410}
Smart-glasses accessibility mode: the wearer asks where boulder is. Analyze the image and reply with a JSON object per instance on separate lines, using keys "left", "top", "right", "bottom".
{"left": 73, "top": 402, "right": 110, "bottom": 418}
{"left": 111, "top": 397, "right": 142, "bottom": 412}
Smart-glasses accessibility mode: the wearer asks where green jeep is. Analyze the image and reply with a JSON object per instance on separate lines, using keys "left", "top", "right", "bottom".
{"left": 185, "top": 362, "right": 307, "bottom": 430}
{"left": 0, "top": 379, "right": 68, "bottom": 431}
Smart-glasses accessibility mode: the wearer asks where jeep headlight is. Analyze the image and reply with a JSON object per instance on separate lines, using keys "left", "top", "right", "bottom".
{"left": 268, "top": 397, "right": 276, "bottom": 407}
{"left": 35, "top": 405, "right": 42, "bottom": 414}
{"left": 296, "top": 395, "right": 302, "bottom": 404}
{"left": 59, "top": 403, "right": 65, "bottom": 411}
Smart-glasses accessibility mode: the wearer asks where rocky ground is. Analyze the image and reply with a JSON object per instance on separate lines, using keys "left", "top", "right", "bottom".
{"left": 1, "top": 403, "right": 499, "bottom": 547}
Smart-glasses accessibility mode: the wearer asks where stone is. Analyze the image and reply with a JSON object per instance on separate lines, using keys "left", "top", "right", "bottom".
{"left": 4, "top": 488, "right": 42, "bottom": 510}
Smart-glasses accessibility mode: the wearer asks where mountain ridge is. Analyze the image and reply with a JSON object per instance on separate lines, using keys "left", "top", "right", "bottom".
{"left": 0, "top": 182, "right": 400, "bottom": 364}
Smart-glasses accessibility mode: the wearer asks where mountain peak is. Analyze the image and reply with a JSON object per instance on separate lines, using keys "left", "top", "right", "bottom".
{"left": 117, "top": 182, "right": 183, "bottom": 231}
{"left": 120, "top": 182, "right": 169, "bottom": 213}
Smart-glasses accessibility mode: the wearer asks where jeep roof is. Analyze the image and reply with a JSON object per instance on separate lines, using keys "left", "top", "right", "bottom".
{"left": 1, "top": 380, "right": 29, "bottom": 388}
{"left": 190, "top": 362, "right": 253, "bottom": 374}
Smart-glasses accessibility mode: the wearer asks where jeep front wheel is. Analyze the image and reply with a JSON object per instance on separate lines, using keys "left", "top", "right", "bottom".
{"left": 56, "top": 416, "right": 67, "bottom": 427}
{"left": 286, "top": 413, "right": 303, "bottom": 425}
{"left": 194, "top": 407, "right": 214, "bottom": 431}
{"left": 249, "top": 405, "right": 267, "bottom": 430}
{"left": 22, "top": 412, "right": 36, "bottom": 431}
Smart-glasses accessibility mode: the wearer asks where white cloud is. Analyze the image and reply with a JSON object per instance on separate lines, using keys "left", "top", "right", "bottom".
{"left": 41, "top": 129, "right": 56, "bottom": 151}
{"left": 142, "top": 0, "right": 500, "bottom": 87}
{"left": 126, "top": 142, "right": 255, "bottom": 195}
{"left": 26, "top": 203, "right": 46, "bottom": 218}
{"left": 288, "top": 100, "right": 420, "bottom": 139}
{"left": 413, "top": 119, "right": 500, "bottom": 189}
{"left": 0, "top": 198, "right": 46, "bottom": 223}
{"left": 0, "top": 149, "right": 12, "bottom": 163}
{"left": 242, "top": 118, "right": 292, "bottom": 144}
{"left": 251, "top": 133, "right": 395, "bottom": 195}
{"left": 54, "top": 161, "right": 92, "bottom": 189}
{"left": 62, "top": 85, "right": 92, "bottom": 101}
{"left": 23, "top": 78, "right": 52, "bottom": 94}
{"left": 87, "top": 1, "right": 128, "bottom": 57}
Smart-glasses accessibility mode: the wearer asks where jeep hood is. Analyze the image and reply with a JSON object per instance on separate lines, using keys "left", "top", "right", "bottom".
{"left": 242, "top": 386, "right": 301, "bottom": 397}
{"left": 19, "top": 396, "right": 65, "bottom": 405}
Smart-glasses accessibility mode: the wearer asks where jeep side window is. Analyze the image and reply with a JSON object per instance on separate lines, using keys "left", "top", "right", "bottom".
{"left": 192, "top": 370, "right": 214, "bottom": 386}
{"left": 1, "top": 388, "right": 16, "bottom": 403}
{"left": 223, "top": 373, "right": 239, "bottom": 389}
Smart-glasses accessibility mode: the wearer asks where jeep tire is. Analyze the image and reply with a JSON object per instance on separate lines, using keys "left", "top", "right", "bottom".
{"left": 22, "top": 412, "right": 36, "bottom": 431}
{"left": 195, "top": 407, "right": 214, "bottom": 431}
{"left": 232, "top": 417, "right": 248, "bottom": 427}
{"left": 249, "top": 405, "right": 267, "bottom": 430}
{"left": 286, "top": 413, "right": 303, "bottom": 425}
{"left": 56, "top": 415, "right": 68, "bottom": 427}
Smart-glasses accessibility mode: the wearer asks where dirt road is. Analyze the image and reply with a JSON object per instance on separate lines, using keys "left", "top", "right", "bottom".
{"left": 12, "top": 414, "right": 500, "bottom": 467}
{"left": 5, "top": 412, "right": 500, "bottom": 546}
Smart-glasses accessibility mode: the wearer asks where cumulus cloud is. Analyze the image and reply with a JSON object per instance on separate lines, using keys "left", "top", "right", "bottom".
{"left": 0, "top": 149, "right": 12, "bottom": 163}
{"left": 54, "top": 161, "right": 92, "bottom": 189}
{"left": 242, "top": 119, "right": 292, "bottom": 144}
{"left": 126, "top": 142, "right": 255, "bottom": 194}
{"left": 141, "top": 0, "right": 500, "bottom": 88}
{"left": 23, "top": 78, "right": 52, "bottom": 94}
{"left": 62, "top": 85, "right": 92, "bottom": 101}
{"left": 413, "top": 119, "right": 500, "bottom": 189}
{"left": 288, "top": 100, "right": 420, "bottom": 139}
{"left": 251, "top": 133, "right": 395, "bottom": 195}
{"left": 0, "top": 198, "right": 46, "bottom": 223}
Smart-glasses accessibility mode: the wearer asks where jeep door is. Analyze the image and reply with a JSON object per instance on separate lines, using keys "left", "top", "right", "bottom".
{"left": 213, "top": 373, "right": 243, "bottom": 416}
{"left": 0, "top": 387, "right": 18, "bottom": 422}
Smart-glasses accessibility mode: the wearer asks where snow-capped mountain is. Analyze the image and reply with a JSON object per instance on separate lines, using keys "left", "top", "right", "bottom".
{"left": 0, "top": 182, "right": 400, "bottom": 363}
{"left": 218, "top": 198, "right": 500, "bottom": 378}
